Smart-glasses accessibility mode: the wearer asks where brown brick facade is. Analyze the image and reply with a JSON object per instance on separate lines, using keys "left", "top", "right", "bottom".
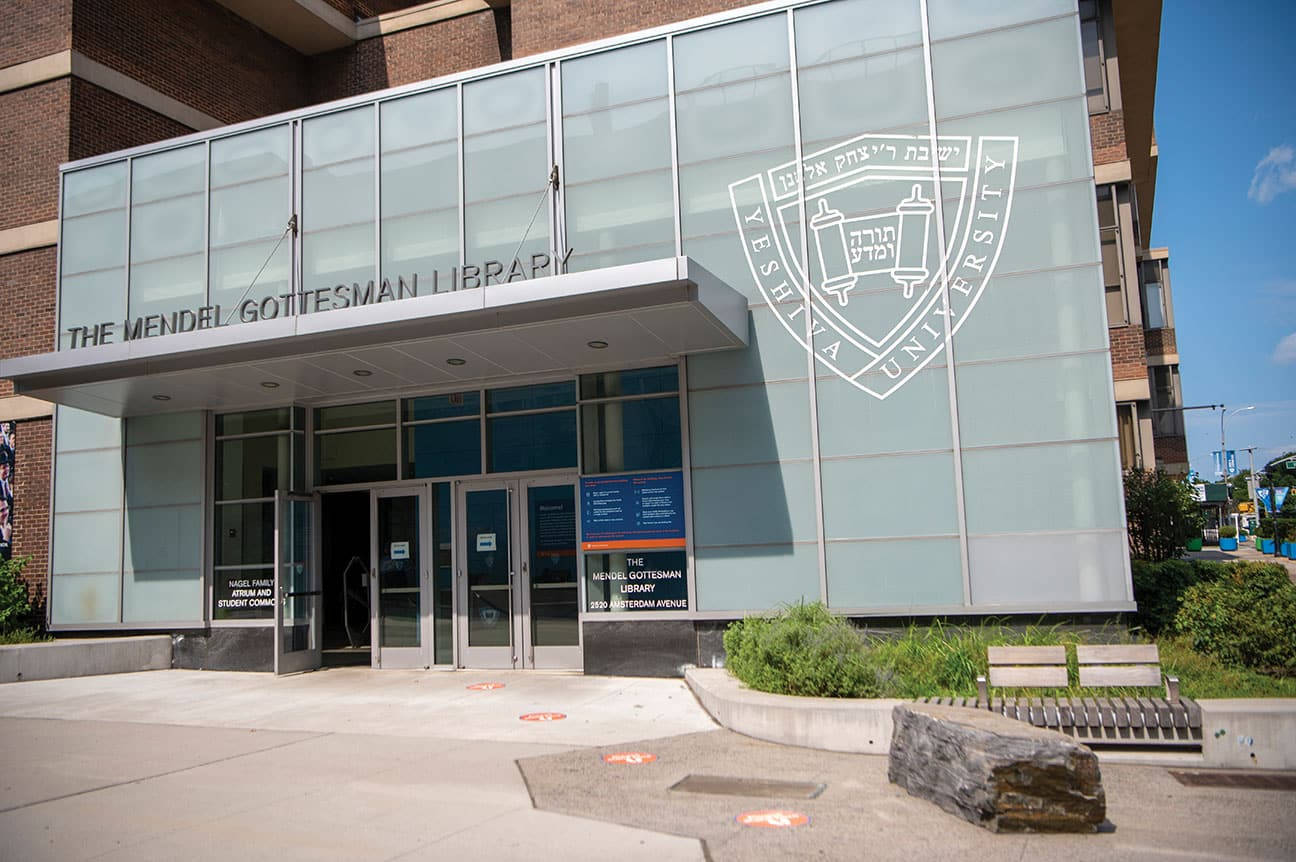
{"left": 1089, "top": 109, "right": 1126, "bottom": 165}
{"left": 1143, "top": 326, "right": 1176, "bottom": 360}
{"left": 0, "top": 81, "right": 71, "bottom": 232}
{"left": 1108, "top": 325, "right": 1147, "bottom": 380}
{"left": 0, "top": 248, "right": 59, "bottom": 398}
{"left": 69, "top": 78, "right": 193, "bottom": 161}
{"left": 72, "top": 0, "right": 309, "bottom": 126}
{"left": 9, "top": 416, "right": 52, "bottom": 607}
{"left": 309, "top": 7, "right": 509, "bottom": 102}
{"left": 0, "top": 0, "right": 72, "bottom": 69}
{"left": 511, "top": 0, "right": 756, "bottom": 58}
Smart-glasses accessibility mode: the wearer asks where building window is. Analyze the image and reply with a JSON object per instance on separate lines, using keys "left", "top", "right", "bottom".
{"left": 1141, "top": 259, "right": 1168, "bottom": 330}
{"left": 403, "top": 392, "right": 482, "bottom": 479}
{"left": 1149, "top": 366, "right": 1184, "bottom": 437}
{"left": 485, "top": 382, "right": 578, "bottom": 473}
{"left": 1116, "top": 403, "right": 1139, "bottom": 471}
{"left": 1097, "top": 185, "right": 1126, "bottom": 326}
{"left": 314, "top": 401, "right": 397, "bottom": 485}
{"left": 213, "top": 407, "right": 305, "bottom": 621}
{"left": 579, "top": 366, "right": 682, "bottom": 473}
{"left": 1080, "top": 1, "right": 1109, "bottom": 113}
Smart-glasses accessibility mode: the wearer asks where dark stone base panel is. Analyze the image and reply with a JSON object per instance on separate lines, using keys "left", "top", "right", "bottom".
{"left": 581, "top": 620, "right": 699, "bottom": 677}
{"left": 171, "top": 627, "right": 273, "bottom": 672}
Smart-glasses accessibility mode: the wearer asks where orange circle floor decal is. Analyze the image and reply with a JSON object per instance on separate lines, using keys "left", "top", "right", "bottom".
{"left": 602, "top": 752, "right": 657, "bottom": 765}
{"left": 466, "top": 682, "right": 505, "bottom": 690}
{"left": 735, "top": 810, "right": 809, "bottom": 829}
{"left": 519, "top": 712, "right": 566, "bottom": 722}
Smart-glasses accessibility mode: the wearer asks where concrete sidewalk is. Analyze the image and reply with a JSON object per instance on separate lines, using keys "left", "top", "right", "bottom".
{"left": 1, "top": 668, "right": 1293, "bottom": 861}
{"left": 1187, "top": 545, "right": 1296, "bottom": 580}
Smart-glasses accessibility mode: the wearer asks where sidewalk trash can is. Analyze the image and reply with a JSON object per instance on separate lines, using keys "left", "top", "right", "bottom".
{"left": 1185, "top": 537, "right": 1203, "bottom": 552}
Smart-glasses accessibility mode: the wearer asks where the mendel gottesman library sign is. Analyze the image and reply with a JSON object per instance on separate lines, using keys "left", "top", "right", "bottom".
{"left": 62, "top": 249, "right": 576, "bottom": 350}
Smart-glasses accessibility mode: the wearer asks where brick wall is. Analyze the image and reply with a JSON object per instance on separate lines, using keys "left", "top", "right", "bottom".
{"left": 0, "top": 0, "right": 72, "bottom": 69}
{"left": 73, "top": 0, "right": 310, "bottom": 126}
{"left": 0, "top": 81, "right": 70, "bottom": 232}
{"left": 1108, "top": 325, "right": 1147, "bottom": 380}
{"left": 69, "top": 78, "right": 193, "bottom": 161}
{"left": 0, "top": 248, "right": 59, "bottom": 393}
{"left": 510, "top": 0, "right": 758, "bottom": 58}
{"left": 10, "top": 416, "right": 52, "bottom": 607}
{"left": 310, "top": 7, "right": 508, "bottom": 101}
{"left": 1144, "top": 326, "right": 1176, "bottom": 359}
{"left": 1154, "top": 433, "right": 1188, "bottom": 463}
{"left": 1089, "top": 109, "right": 1126, "bottom": 165}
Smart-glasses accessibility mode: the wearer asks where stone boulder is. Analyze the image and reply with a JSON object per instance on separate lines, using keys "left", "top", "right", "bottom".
{"left": 888, "top": 702, "right": 1105, "bottom": 833}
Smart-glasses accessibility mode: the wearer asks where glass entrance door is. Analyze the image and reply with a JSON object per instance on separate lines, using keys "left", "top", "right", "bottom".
{"left": 457, "top": 477, "right": 581, "bottom": 669}
{"left": 371, "top": 486, "right": 431, "bottom": 668}
{"left": 275, "top": 492, "right": 321, "bottom": 675}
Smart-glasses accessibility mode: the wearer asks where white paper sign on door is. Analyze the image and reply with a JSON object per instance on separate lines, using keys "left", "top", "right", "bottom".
{"left": 390, "top": 541, "right": 410, "bottom": 560}
{"left": 476, "top": 533, "right": 497, "bottom": 552}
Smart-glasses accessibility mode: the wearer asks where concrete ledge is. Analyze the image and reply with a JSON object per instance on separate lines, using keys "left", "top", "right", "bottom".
{"left": 0, "top": 636, "right": 171, "bottom": 683}
{"left": 685, "top": 667, "right": 900, "bottom": 754}
{"left": 1199, "top": 699, "right": 1296, "bottom": 770}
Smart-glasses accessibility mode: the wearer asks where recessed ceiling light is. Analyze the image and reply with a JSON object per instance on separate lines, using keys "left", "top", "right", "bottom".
{"left": 587, "top": 340, "right": 609, "bottom": 349}
{"left": 353, "top": 369, "right": 373, "bottom": 377}
{"left": 152, "top": 394, "right": 171, "bottom": 401}
{"left": 260, "top": 381, "right": 280, "bottom": 389}
{"left": 446, "top": 357, "right": 467, "bottom": 366}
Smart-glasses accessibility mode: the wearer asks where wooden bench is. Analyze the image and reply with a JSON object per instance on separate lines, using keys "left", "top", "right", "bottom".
{"left": 914, "top": 645, "right": 1202, "bottom": 747}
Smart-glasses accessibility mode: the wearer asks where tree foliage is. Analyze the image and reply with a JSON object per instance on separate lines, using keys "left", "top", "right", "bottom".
{"left": 1124, "top": 468, "right": 1203, "bottom": 562}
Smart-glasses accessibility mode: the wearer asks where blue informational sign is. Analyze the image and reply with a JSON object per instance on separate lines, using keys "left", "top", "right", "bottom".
{"left": 580, "top": 471, "right": 686, "bottom": 551}
{"left": 1226, "top": 450, "right": 1238, "bottom": 476}
{"left": 1212, "top": 450, "right": 1223, "bottom": 478}
{"left": 1276, "top": 487, "right": 1291, "bottom": 512}
{"left": 1258, "top": 487, "right": 1272, "bottom": 512}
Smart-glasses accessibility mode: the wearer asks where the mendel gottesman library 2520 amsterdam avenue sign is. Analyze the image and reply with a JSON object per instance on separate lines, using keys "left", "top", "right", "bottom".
{"left": 0, "top": 0, "right": 1132, "bottom": 676}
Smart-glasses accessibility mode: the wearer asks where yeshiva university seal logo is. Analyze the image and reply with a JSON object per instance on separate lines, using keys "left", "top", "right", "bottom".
{"left": 731, "top": 133, "right": 1019, "bottom": 399}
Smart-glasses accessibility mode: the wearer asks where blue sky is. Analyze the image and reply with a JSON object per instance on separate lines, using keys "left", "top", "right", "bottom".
{"left": 1153, "top": 1, "right": 1295, "bottom": 480}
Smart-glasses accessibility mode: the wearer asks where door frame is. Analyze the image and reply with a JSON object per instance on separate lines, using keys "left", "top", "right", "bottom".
{"left": 370, "top": 485, "right": 432, "bottom": 669}
{"left": 274, "top": 491, "right": 322, "bottom": 675}
{"left": 455, "top": 475, "right": 582, "bottom": 670}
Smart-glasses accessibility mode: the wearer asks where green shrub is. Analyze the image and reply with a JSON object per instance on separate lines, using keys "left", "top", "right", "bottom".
{"left": 1256, "top": 520, "right": 1274, "bottom": 538}
{"left": 0, "top": 557, "right": 33, "bottom": 634}
{"left": 723, "top": 602, "right": 879, "bottom": 697}
{"left": 1124, "top": 468, "right": 1204, "bottom": 562}
{"left": 1174, "top": 562, "right": 1296, "bottom": 674}
{"left": 1219, "top": 525, "right": 1237, "bottom": 538}
{"left": 1278, "top": 519, "right": 1296, "bottom": 542}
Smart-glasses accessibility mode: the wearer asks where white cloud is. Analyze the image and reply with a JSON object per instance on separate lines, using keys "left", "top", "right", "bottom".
{"left": 1274, "top": 332, "right": 1296, "bottom": 364}
{"left": 1249, "top": 144, "right": 1296, "bottom": 204}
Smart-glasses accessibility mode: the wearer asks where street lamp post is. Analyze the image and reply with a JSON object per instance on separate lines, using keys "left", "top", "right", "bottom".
{"left": 1220, "top": 405, "right": 1254, "bottom": 481}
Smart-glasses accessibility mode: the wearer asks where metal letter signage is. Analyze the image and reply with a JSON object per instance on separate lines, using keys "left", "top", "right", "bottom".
{"left": 731, "top": 133, "right": 1018, "bottom": 399}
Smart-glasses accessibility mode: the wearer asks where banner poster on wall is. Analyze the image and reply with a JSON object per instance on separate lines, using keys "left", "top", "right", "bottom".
{"left": 0, "top": 421, "right": 14, "bottom": 561}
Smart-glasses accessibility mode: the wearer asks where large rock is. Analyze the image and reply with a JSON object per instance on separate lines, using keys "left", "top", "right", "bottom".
{"left": 888, "top": 702, "right": 1105, "bottom": 833}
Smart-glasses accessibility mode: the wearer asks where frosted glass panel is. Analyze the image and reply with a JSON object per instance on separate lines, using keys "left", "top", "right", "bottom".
{"left": 676, "top": 15, "right": 794, "bottom": 306}
{"left": 464, "top": 69, "right": 550, "bottom": 269}
{"left": 125, "top": 440, "right": 203, "bottom": 507}
{"left": 123, "top": 570, "right": 202, "bottom": 623}
{"left": 692, "top": 461, "right": 816, "bottom": 546}
{"left": 816, "top": 367, "right": 952, "bottom": 457}
{"left": 52, "top": 511, "right": 121, "bottom": 576}
{"left": 57, "top": 270, "right": 126, "bottom": 350}
{"left": 123, "top": 504, "right": 202, "bottom": 572}
{"left": 128, "top": 144, "right": 205, "bottom": 320}
{"left": 55, "top": 449, "right": 123, "bottom": 512}
{"left": 953, "top": 266, "right": 1107, "bottom": 362}
{"left": 687, "top": 305, "right": 810, "bottom": 388}
{"left": 927, "top": 0, "right": 1074, "bottom": 41}
{"left": 303, "top": 106, "right": 375, "bottom": 291}
{"left": 826, "top": 538, "right": 962, "bottom": 608}
{"left": 50, "top": 573, "right": 120, "bottom": 625}
{"left": 61, "top": 208, "right": 128, "bottom": 276}
{"left": 962, "top": 441, "right": 1123, "bottom": 534}
{"left": 931, "top": 17, "right": 1083, "bottom": 118}
{"left": 821, "top": 453, "right": 957, "bottom": 539}
{"left": 126, "top": 411, "right": 203, "bottom": 444}
{"left": 688, "top": 381, "right": 811, "bottom": 467}
{"left": 955, "top": 353, "right": 1115, "bottom": 447}
{"left": 56, "top": 405, "right": 121, "bottom": 451}
{"left": 210, "top": 125, "right": 291, "bottom": 313}
{"left": 969, "top": 531, "right": 1128, "bottom": 606}
{"left": 695, "top": 543, "right": 819, "bottom": 611}
{"left": 562, "top": 41, "right": 674, "bottom": 271}
{"left": 381, "top": 88, "right": 459, "bottom": 288}
{"left": 936, "top": 97, "right": 1092, "bottom": 189}
{"left": 991, "top": 181, "right": 1101, "bottom": 275}
{"left": 63, "top": 161, "right": 127, "bottom": 217}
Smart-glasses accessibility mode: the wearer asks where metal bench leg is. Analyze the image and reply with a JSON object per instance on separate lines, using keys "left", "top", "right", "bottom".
{"left": 1165, "top": 675, "right": 1180, "bottom": 704}
{"left": 976, "top": 675, "right": 988, "bottom": 707}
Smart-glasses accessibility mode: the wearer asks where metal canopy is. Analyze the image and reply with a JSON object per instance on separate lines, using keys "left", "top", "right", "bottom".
{"left": 3, "top": 257, "right": 747, "bottom": 417}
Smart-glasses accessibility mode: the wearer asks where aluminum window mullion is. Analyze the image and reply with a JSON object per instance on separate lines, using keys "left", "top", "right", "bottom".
{"left": 373, "top": 103, "right": 382, "bottom": 297}
{"left": 457, "top": 83, "right": 466, "bottom": 270}
{"left": 919, "top": 0, "right": 973, "bottom": 607}
{"left": 666, "top": 33, "right": 683, "bottom": 258}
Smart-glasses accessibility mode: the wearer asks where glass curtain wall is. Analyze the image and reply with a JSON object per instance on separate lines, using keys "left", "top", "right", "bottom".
{"left": 303, "top": 107, "right": 376, "bottom": 294}
{"left": 128, "top": 144, "right": 206, "bottom": 322}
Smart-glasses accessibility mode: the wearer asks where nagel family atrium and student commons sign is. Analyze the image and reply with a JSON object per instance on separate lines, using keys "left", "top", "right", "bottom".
{"left": 0, "top": 0, "right": 1133, "bottom": 676}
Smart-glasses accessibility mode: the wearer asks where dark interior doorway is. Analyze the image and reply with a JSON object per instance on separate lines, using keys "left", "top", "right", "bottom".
{"left": 320, "top": 491, "right": 371, "bottom": 666}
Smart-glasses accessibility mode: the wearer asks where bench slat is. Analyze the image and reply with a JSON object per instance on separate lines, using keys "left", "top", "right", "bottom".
{"left": 1124, "top": 696, "right": 1144, "bottom": 728}
{"left": 1076, "top": 644, "right": 1160, "bottom": 664}
{"left": 988, "top": 645, "right": 1067, "bottom": 665}
{"left": 989, "top": 666, "right": 1068, "bottom": 688}
{"left": 1079, "top": 665, "right": 1163, "bottom": 688}
{"left": 1096, "top": 696, "right": 1116, "bottom": 728}
{"left": 1184, "top": 698, "right": 1202, "bottom": 729}
{"left": 1043, "top": 697, "right": 1059, "bottom": 727}
{"left": 1082, "top": 697, "right": 1102, "bottom": 728}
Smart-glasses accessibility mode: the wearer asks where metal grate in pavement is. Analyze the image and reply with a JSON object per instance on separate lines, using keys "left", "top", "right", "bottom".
{"left": 669, "top": 774, "right": 826, "bottom": 799}
{"left": 1169, "top": 770, "right": 1296, "bottom": 790}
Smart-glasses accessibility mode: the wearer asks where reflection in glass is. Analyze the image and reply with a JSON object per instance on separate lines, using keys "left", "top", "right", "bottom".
{"left": 216, "top": 436, "right": 289, "bottom": 500}
{"left": 487, "top": 412, "right": 577, "bottom": 473}
{"left": 217, "top": 408, "right": 292, "bottom": 436}
{"left": 528, "top": 485, "right": 579, "bottom": 646}
{"left": 215, "top": 502, "right": 274, "bottom": 566}
{"left": 581, "top": 397, "right": 681, "bottom": 473}
{"left": 404, "top": 420, "right": 481, "bottom": 478}
{"left": 315, "top": 429, "right": 397, "bottom": 485}
{"left": 315, "top": 400, "right": 397, "bottom": 430}
{"left": 378, "top": 495, "right": 420, "bottom": 648}
{"left": 465, "top": 488, "right": 510, "bottom": 647}
{"left": 579, "top": 366, "right": 678, "bottom": 399}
